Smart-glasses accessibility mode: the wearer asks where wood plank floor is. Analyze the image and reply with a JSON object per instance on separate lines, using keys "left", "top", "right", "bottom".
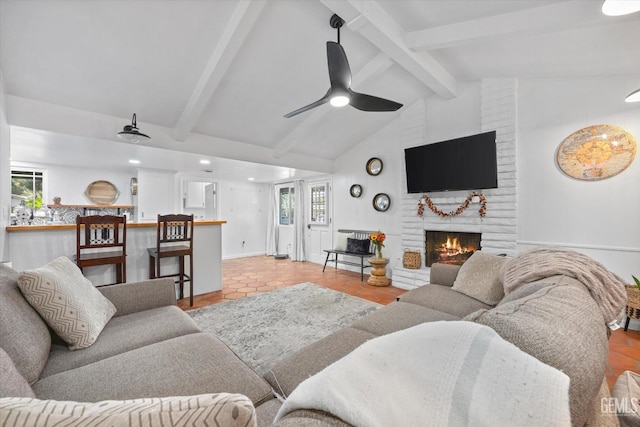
{"left": 178, "top": 255, "right": 640, "bottom": 391}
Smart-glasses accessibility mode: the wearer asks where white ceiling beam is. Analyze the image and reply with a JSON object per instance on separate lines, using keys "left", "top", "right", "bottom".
{"left": 171, "top": 0, "right": 266, "bottom": 142}
{"left": 7, "top": 95, "right": 334, "bottom": 174}
{"left": 273, "top": 52, "right": 393, "bottom": 159}
{"left": 407, "top": 1, "right": 599, "bottom": 51}
{"left": 320, "top": 0, "right": 456, "bottom": 99}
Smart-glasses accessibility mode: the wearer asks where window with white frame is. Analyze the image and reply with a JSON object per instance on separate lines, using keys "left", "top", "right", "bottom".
{"left": 279, "top": 186, "right": 295, "bottom": 225}
{"left": 11, "top": 169, "right": 45, "bottom": 209}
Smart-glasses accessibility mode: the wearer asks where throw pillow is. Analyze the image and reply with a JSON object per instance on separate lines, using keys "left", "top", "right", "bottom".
{"left": 0, "top": 394, "right": 257, "bottom": 427}
{"left": 346, "top": 238, "right": 370, "bottom": 255}
{"left": 452, "top": 251, "right": 507, "bottom": 305}
{"left": 334, "top": 232, "right": 355, "bottom": 252}
{"left": 612, "top": 371, "right": 640, "bottom": 427}
{"left": 17, "top": 256, "right": 117, "bottom": 350}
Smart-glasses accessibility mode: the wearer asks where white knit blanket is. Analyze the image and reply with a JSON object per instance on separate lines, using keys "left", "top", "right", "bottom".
{"left": 275, "top": 321, "right": 571, "bottom": 427}
{"left": 500, "top": 247, "right": 627, "bottom": 325}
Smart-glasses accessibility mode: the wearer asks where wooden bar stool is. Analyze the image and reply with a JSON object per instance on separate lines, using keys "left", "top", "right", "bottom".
{"left": 148, "top": 214, "right": 194, "bottom": 306}
{"left": 76, "top": 215, "right": 127, "bottom": 285}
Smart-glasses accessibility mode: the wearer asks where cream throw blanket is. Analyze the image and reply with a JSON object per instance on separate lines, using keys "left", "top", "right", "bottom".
{"left": 275, "top": 321, "right": 571, "bottom": 427}
{"left": 500, "top": 247, "right": 627, "bottom": 325}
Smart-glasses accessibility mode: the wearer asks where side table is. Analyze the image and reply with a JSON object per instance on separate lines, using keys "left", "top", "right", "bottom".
{"left": 368, "top": 257, "right": 390, "bottom": 287}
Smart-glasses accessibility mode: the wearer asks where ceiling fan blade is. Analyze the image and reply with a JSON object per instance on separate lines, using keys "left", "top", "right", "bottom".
{"left": 349, "top": 91, "right": 403, "bottom": 112}
{"left": 327, "top": 41, "right": 351, "bottom": 89}
{"left": 284, "top": 91, "right": 330, "bottom": 118}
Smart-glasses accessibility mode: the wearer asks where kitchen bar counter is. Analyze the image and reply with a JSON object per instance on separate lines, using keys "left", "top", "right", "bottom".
{"left": 6, "top": 220, "right": 227, "bottom": 296}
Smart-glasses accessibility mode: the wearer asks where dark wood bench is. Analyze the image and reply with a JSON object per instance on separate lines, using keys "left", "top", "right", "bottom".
{"left": 322, "top": 229, "right": 375, "bottom": 281}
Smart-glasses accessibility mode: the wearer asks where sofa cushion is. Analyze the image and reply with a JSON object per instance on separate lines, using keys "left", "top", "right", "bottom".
{"left": 0, "top": 347, "right": 35, "bottom": 398}
{"left": 333, "top": 232, "right": 354, "bottom": 252}
{"left": 351, "top": 301, "right": 458, "bottom": 336}
{"left": 17, "top": 256, "right": 117, "bottom": 350}
{"left": 32, "top": 333, "right": 273, "bottom": 406}
{"left": 429, "top": 263, "right": 461, "bottom": 287}
{"left": 452, "top": 251, "right": 507, "bottom": 305}
{"left": 612, "top": 370, "right": 640, "bottom": 427}
{"left": 464, "top": 279, "right": 609, "bottom": 427}
{"left": 264, "top": 327, "right": 375, "bottom": 398}
{"left": 275, "top": 321, "right": 571, "bottom": 427}
{"left": 0, "top": 265, "right": 51, "bottom": 384}
{"left": 399, "top": 283, "right": 492, "bottom": 318}
{"left": 41, "top": 305, "right": 201, "bottom": 378}
{"left": 0, "top": 394, "right": 257, "bottom": 427}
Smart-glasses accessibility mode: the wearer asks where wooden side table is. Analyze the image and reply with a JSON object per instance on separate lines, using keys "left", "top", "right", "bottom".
{"left": 368, "top": 257, "right": 390, "bottom": 287}
{"left": 625, "top": 287, "right": 640, "bottom": 331}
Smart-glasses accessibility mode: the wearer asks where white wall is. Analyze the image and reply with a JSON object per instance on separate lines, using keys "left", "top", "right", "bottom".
{"left": 518, "top": 77, "right": 640, "bottom": 280}
{"left": 0, "top": 71, "right": 10, "bottom": 262}
{"left": 10, "top": 162, "right": 135, "bottom": 207}
{"left": 218, "top": 179, "right": 269, "bottom": 259}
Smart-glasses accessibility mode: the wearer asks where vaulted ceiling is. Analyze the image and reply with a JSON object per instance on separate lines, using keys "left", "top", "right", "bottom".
{"left": 2, "top": 0, "right": 639, "bottom": 181}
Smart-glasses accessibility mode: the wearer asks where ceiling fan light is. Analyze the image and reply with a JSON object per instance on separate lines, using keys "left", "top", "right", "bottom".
{"left": 117, "top": 113, "right": 151, "bottom": 143}
{"left": 330, "top": 95, "right": 350, "bottom": 107}
{"left": 625, "top": 88, "right": 640, "bottom": 103}
{"left": 602, "top": 0, "right": 640, "bottom": 16}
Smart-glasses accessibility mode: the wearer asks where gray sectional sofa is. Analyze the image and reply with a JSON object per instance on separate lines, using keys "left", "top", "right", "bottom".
{"left": 0, "top": 248, "right": 625, "bottom": 426}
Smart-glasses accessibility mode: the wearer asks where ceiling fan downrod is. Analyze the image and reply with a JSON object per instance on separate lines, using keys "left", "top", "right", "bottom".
{"left": 330, "top": 14, "right": 345, "bottom": 44}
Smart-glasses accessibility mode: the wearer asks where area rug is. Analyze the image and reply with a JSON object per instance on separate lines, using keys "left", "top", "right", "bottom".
{"left": 187, "top": 282, "right": 380, "bottom": 375}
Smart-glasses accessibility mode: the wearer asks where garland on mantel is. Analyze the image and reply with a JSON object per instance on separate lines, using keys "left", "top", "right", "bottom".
{"left": 417, "top": 192, "right": 487, "bottom": 218}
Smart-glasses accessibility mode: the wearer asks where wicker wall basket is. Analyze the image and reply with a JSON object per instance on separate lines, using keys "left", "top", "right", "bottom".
{"left": 403, "top": 249, "right": 421, "bottom": 269}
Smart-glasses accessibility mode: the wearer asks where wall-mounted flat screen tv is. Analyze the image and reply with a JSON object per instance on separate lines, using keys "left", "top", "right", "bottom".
{"left": 404, "top": 131, "right": 498, "bottom": 193}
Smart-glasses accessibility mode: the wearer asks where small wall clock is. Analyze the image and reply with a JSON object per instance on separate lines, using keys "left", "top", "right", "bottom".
{"left": 350, "top": 184, "right": 362, "bottom": 198}
{"left": 366, "top": 157, "right": 383, "bottom": 176}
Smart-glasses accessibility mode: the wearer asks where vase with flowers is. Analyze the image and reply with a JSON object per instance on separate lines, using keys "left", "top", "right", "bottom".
{"left": 369, "top": 231, "right": 386, "bottom": 259}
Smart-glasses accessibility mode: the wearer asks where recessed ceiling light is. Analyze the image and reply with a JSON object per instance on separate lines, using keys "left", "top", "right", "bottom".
{"left": 128, "top": 159, "right": 140, "bottom": 164}
{"left": 200, "top": 159, "right": 210, "bottom": 165}
{"left": 602, "top": 0, "right": 640, "bottom": 16}
{"left": 248, "top": 177, "right": 255, "bottom": 181}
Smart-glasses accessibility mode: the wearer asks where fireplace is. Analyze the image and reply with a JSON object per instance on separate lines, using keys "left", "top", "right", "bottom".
{"left": 425, "top": 231, "right": 481, "bottom": 267}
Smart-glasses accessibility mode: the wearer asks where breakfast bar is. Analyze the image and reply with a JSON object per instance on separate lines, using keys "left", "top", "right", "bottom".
{"left": 6, "top": 220, "right": 226, "bottom": 297}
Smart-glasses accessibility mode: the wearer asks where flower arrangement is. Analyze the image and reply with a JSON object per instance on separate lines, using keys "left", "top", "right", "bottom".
{"left": 369, "top": 231, "right": 386, "bottom": 258}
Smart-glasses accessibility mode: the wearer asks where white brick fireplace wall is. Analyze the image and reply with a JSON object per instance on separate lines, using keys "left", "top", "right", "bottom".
{"left": 393, "top": 79, "right": 518, "bottom": 289}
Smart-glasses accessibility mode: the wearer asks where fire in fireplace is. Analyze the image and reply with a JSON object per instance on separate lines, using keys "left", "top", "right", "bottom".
{"left": 425, "top": 231, "right": 481, "bottom": 267}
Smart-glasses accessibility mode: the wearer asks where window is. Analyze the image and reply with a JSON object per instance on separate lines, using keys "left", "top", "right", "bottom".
{"left": 309, "top": 183, "right": 328, "bottom": 225}
{"left": 279, "top": 186, "right": 295, "bottom": 225}
{"left": 11, "top": 169, "right": 44, "bottom": 209}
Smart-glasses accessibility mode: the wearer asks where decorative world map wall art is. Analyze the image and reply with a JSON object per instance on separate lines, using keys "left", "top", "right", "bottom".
{"left": 556, "top": 124, "right": 636, "bottom": 181}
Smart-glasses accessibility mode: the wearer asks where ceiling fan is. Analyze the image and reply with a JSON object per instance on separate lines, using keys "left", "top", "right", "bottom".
{"left": 284, "top": 14, "right": 402, "bottom": 118}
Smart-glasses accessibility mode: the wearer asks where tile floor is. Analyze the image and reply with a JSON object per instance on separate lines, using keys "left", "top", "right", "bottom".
{"left": 178, "top": 255, "right": 640, "bottom": 392}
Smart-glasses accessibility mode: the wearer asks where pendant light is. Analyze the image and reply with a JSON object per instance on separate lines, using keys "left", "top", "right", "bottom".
{"left": 601, "top": 0, "right": 640, "bottom": 16}
{"left": 117, "top": 113, "right": 151, "bottom": 143}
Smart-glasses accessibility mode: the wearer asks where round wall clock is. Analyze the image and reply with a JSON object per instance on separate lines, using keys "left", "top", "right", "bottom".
{"left": 556, "top": 124, "right": 636, "bottom": 181}
{"left": 350, "top": 184, "right": 362, "bottom": 198}
{"left": 366, "top": 157, "right": 383, "bottom": 176}
{"left": 372, "top": 193, "right": 390, "bottom": 212}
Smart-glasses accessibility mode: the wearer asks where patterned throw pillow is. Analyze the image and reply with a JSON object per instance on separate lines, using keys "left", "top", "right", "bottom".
{"left": 452, "top": 251, "right": 507, "bottom": 305}
{"left": 0, "top": 394, "right": 257, "bottom": 427}
{"left": 17, "top": 256, "right": 117, "bottom": 350}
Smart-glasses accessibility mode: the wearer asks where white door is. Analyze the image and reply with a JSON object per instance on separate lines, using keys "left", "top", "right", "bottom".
{"left": 306, "top": 178, "right": 332, "bottom": 264}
